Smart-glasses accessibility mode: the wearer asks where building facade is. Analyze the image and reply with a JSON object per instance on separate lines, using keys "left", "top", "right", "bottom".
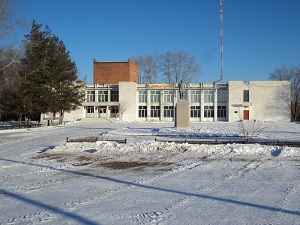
{"left": 93, "top": 59, "right": 138, "bottom": 84}
{"left": 63, "top": 80, "right": 290, "bottom": 122}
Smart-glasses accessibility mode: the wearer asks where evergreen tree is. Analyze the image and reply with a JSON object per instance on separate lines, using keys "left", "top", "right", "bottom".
{"left": 18, "top": 21, "right": 49, "bottom": 126}
{"left": 18, "top": 20, "right": 85, "bottom": 125}
{"left": 46, "top": 35, "right": 85, "bottom": 124}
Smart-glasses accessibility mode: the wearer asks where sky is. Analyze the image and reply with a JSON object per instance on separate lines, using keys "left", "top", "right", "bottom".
{"left": 17, "top": 0, "right": 300, "bottom": 84}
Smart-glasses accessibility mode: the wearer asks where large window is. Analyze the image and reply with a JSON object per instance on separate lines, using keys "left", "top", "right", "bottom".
{"left": 86, "top": 106, "right": 94, "bottom": 113}
{"left": 86, "top": 91, "right": 95, "bottom": 102}
{"left": 138, "top": 106, "right": 147, "bottom": 117}
{"left": 217, "top": 106, "right": 227, "bottom": 118}
{"left": 217, "top": 90, "right": 228, "bottom": 103}
{"left": 98, "top": 90, "right": 108, "bottom": 102}
{"left": 111, "top": 106, "right": 119, "bottom": 114}
{"left": 190, "top": 90, "right": 200, "bottom": 102}
{"left": 110, "top": 90, "right": 119, "bottom": 102}
{"left": 164, "top": 106, "right": 174, "bottom": 117}
{"left": 150, "top": 106, "right": 160, "bottom": 117}
{"left": 204, "top": 90, "right": 214, "bottom": 103}
{"left": 190, "top": 106, "right": 200, "bottom": 117}
{"left": 204, "top": 106, "right": 214, "bottom": 117}
{"left": 163, "top": 90, "right": 173, "bottom": 102}
{"left": 139, "top": 90, "right": 147, "bottom": 102}
{"left": 243, "top": 90, "right": 249, "bottom": 102}
{"left": 150, "top": 90, "right": 160, "bottom": 102}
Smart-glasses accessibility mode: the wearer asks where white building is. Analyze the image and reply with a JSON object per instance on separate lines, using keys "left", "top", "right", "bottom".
{"left": 63, "top": 80, "right": 290, "bottom": 123}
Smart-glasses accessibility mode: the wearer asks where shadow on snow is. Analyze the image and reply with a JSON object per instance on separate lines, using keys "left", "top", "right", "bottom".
{"left": 0, "top": 158, "right": 299, "bottom": 224}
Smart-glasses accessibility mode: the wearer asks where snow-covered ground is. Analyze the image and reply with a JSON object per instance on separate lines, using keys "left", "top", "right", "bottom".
{"left": 0, "top": 121, "right": 299, "bottom": 224}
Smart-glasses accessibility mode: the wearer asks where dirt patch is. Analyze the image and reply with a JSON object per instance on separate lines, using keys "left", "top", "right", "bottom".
{"left": 96, "top": 161, "right": 160, "bottom": 170}
{"left": 33, "top": 152, "right": 173, "bottom": 170}
{"left": 33, "top": 153, "right": 72, "bottom": 162}
{"left": 229, "top": 157, "right": 257, "bottom": 162}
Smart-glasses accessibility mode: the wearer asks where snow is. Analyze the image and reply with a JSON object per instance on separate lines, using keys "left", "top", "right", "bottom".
{"left": 0, "top": 121, "right": 299, "bottom": 224}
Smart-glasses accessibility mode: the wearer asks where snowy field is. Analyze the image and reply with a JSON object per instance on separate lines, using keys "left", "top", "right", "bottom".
{"left": 0, "top": 121, "right": 299, "bottom": 224}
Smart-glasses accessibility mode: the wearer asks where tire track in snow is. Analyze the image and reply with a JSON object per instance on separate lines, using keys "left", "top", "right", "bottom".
{"left": 133, "top": 156, "right": 272, "bottom": 224}
{"left": 63, "top": 154, "right": 269, "bottom": 224}
{"left": 1, "top": 153, "right": 272, "bottom": 224}
{"left": 3, "top": 211, "right": 59, "bottom": 225}
{"left": 6, "top": 173, "right": 83, "bottom": 193}
{"left": 258, "top": 169, "right": 300, "bottom": 223}
{"left": 60, "top": 154, "right": 213, "bottom": 213}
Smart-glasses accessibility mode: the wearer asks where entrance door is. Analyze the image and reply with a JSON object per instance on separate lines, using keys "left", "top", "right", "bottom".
{"left": 98, "top": 106, "right": 107, "bottom": 118}
{"left": 243, "top": 110, "right": 249, "bottom": 120}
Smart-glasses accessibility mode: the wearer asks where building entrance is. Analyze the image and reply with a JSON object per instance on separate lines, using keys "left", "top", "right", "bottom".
{"left": 243, "top": 110, "right": 249, "bottom": 120}
{"left": 98, "top": 106, "right": 107, "bottom": 118}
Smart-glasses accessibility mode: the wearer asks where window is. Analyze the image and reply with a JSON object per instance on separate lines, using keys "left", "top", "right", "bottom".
{"left": 190, "top": 106, "right": 200, "bottom": 117}
{"left": 163, "top": 90, "right": 173, "bottom": 102}
{"left": 111, "top": 106, "right": 119, "bottom": 114}
{"left": 217, "top": 106, "right": 227, "bottom": 118}
{"left": 243, "top": 90, "right": 249, "bottom": 102}
{"left": 86, "top": 91, "right": 95, "bottom": 102}
{"left": 98, "top": 90, "right": 108, "bottom": 102}
{"left": 150, "top": 106, "right": 160, "bottom": 117}
{"left": 217, "top": 90, "right": 228, "bottom": 103}
{"left": 86, "top": 106, "right": 94, "bottom": 113}
{"left": 138, "top": 106, "right": 147, "bottom": 117}
{"left": 164, "top": 106, "right": 174, "bottom": 117}
{"left": 190, "top": 90, "right": 200, "bottom": 102}
{"left": 204, "top": 106, "right": 214, "bottom": 117}
{"left": 139, "top": 90, "right": 147, "bottom": 102}
{"left": 150, "top": 90, "right": 160, "bottom": 102}
{"left": 204, "top": 90, "right": 214, "bottom": 103}
{"left": 110, "top": 90, "right": 119, "bottom": 102}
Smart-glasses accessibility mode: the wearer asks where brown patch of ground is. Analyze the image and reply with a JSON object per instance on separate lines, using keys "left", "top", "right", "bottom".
{"left": 33, "top": 152, "right": 173, "bottom": 170}
{"left": 33, "top": 153, "right": 72, "bottom": 162}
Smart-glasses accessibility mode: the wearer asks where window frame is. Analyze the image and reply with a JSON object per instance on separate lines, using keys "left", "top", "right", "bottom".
{"left": 204, "top": 106, "right": 214, "bottom": 117}
{"left": 163, "top": 105, "right": 174, "bottom": 117}
{"left": 150, "top": 105, "right": 160, "bottom": 117}
{"left": 190, "top": 105, "right": 201, "bottom": 117}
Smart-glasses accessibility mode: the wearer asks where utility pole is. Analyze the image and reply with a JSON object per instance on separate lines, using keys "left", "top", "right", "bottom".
{"left": 219, "top": 0, "right": 224, "bottom": 82}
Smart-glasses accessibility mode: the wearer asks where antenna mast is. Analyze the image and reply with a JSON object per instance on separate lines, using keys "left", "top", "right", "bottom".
{"left": 219, "top": 0, "right": 224, "bottom": 82}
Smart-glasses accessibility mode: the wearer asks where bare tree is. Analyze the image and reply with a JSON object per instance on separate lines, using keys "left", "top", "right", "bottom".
{"left": 237, "top": 111, "right": 270, "bottom": 143}
{"left": 0, "top": 47, "right": 22, "bottom": 119}
{"left": 159, "top": 51, "right": 173, "bottom": 83}
{"left": 132, "top": 54, "right": 159, "bottom": 84}
{"left": 133, "top": 51, "right": 201, "bottom": 84}
{"left": 171, "top": 51, "right": 201, "bottom": 83}
{"left": 0, "top": 0, "right": 25, "bottom": 39}
{"left": 269, "top": 65, "right": 300, "bottom": 121}
{"left": 118, "top": 100, "right": 128, "bottom": 121}
{"left": 0, "top": 0, "right": 26, "bottom": 96}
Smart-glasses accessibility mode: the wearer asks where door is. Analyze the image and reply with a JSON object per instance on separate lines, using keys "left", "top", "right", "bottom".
{"left": 98, "top": 106, "right": 107, "bottom": 118}
{"left": 243, "top": 110, "right": 249, "bottom": 120}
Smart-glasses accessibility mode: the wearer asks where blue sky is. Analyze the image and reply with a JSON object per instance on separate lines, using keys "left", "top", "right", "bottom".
{"left": 20, "top": 0, "right": 300, "bottom": 84}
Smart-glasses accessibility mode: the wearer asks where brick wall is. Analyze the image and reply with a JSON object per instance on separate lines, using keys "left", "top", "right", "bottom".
{"left": 93, "top": 59, "right": 138, "bottom": 84}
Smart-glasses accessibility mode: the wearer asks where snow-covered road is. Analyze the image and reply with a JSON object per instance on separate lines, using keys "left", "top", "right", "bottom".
{"left": 0, "top": 122, "right": 299, "bottom": 224}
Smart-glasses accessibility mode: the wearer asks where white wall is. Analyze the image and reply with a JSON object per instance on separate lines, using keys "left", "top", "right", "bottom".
{"left": 119, "top": 82, "right": 137, "bottom": 121}
{"left": 228, "top": 81, "right": 290, "bottom": 122}
{"left": 63, "top": 106, "right": 84, "bottom": 122}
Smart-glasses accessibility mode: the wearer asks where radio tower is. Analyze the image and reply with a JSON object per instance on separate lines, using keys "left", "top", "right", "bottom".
{"left": 219, "top": 0, "right": 224, "bottom": 82}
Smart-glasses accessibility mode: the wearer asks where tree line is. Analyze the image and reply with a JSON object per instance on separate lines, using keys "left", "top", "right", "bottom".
{"left": 0, "top": 20, "right": 85, "bottom": 126}
{"left": 269, "top": 65, "right": 300, "bottom": 121}
{"left": 0, "top": 0, "right": 299, "bottom": 122}
{"left": 132, "top": 51, "right": 201, "bottom": 84}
